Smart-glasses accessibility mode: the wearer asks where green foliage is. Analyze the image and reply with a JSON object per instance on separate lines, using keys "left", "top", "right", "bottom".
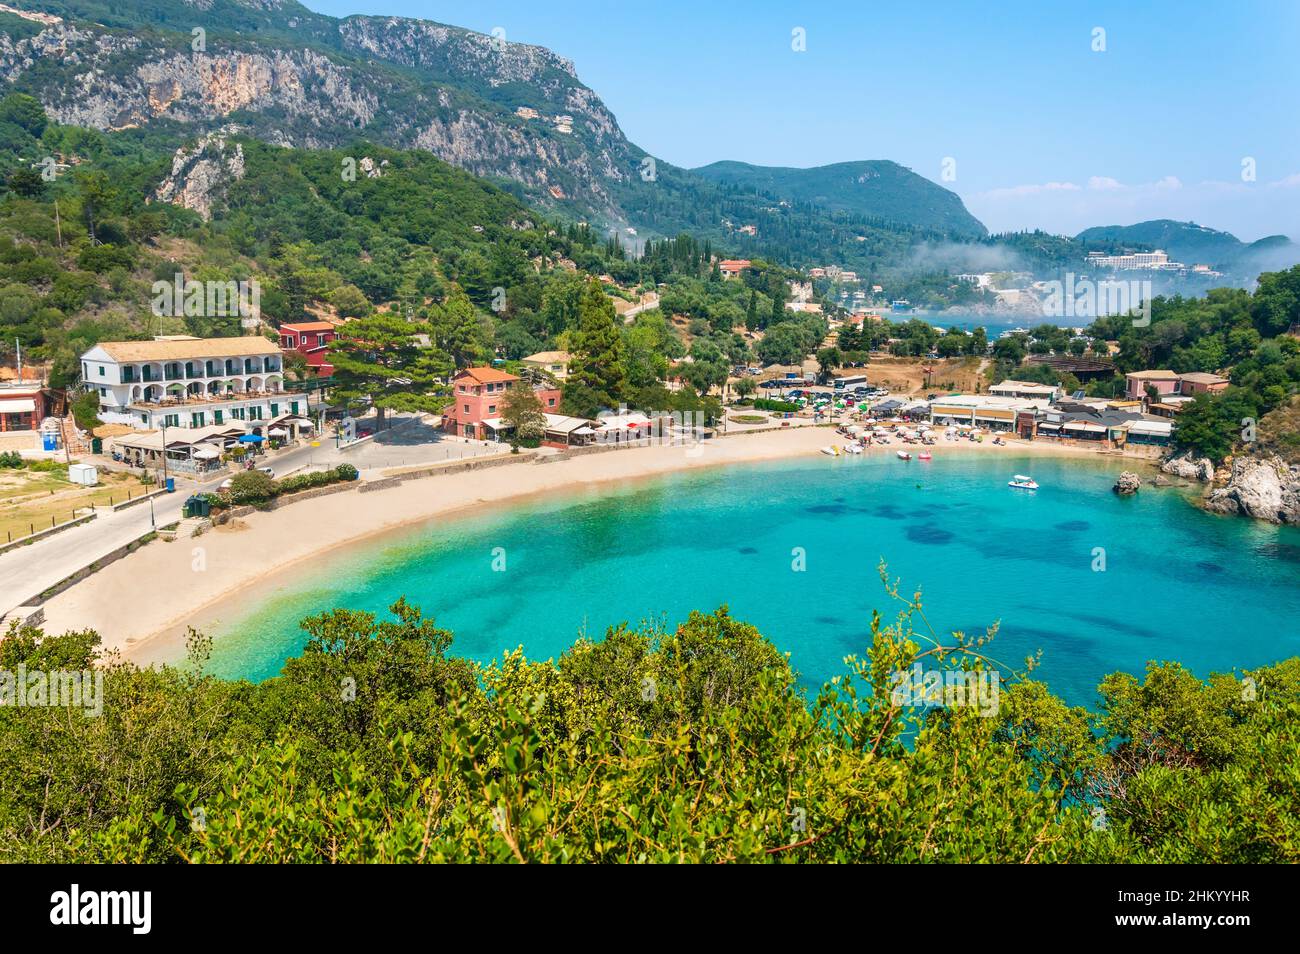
{"left": 0, "top": 569, "right": 1296, "bottom": 863}
{"left": 500, "top": 384, "right": 546, "bottom": 441}
{"left": 753, "top": 398, "right": 799, "bottom": 412}
{"left": 69, "top": 389, "right": 101, "bottom": 431}
{"left": 227, "top": 469, "right": 276, "bottom": 503}
{"left": 564, "top": 279, "right": 627, "bottom": 415}
{"left": 327, "top": 314, "right": 452, "bottom": 422}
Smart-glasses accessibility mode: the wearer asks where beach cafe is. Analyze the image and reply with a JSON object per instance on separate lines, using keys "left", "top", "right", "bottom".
{"left": 109, "top": 414, "right": 315, "bottom": 473}
{"left": 110, "top": 424, "right": 251, "bottom": 474}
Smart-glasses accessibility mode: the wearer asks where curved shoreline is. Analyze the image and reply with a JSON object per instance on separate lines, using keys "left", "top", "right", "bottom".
{"left": 39, "top": 430, "right": 1148, "bottom": 667}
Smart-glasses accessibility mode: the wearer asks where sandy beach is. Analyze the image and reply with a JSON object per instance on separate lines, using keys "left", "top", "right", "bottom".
{"left": 38, "top": 427, "right": 1144, "bottom": 666}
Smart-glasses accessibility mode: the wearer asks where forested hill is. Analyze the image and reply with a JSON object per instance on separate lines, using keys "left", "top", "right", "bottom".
{"left": 692, "top": 159, "right": 988, "bottom": 238}
{"left": 0, "top": 91, "right": 658, "bottom": 388}
{"left": 0, "top": 0, "right": 996, "bottom": 282}
{"left": 1075, "top": 219, "right": 1298, "bottom": 273}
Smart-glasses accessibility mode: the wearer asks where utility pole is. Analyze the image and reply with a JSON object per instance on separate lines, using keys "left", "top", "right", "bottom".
{"left": 160, "top": 420, "right": 169, "bottom": 489}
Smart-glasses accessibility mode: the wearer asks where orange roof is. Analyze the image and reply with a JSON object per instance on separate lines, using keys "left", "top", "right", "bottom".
{"left": 280, "top": 322, "right": 337, "bottom": 333}
{"left": 456, "top": 366, "right": 519, "bottom": 384}
{"left": 718, "top": 259, "right": 751, "bottom": 270}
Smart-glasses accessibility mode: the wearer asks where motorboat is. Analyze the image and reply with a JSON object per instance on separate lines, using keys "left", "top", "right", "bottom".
{"left": 843, "top": 443, "right": 864, "bottom": 454}
{"left": 896, "top": 450, "right": 912, "bottom": 461}
{"left": 1008, "top": 474, "right": 1039, "bottom": 490}
{"left": 821, "top": 445, "right": 840, "bottom": 457}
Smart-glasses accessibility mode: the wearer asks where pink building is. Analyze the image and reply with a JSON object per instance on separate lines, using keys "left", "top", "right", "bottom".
{"left": 1177, "top": 372, "right": 1231, "bottom": 396}
{"left": 441, "top": 367, "right": 562, "bottom": 440}
{"left": 1125, "top": 370, "right": 1180, "bottom": 400}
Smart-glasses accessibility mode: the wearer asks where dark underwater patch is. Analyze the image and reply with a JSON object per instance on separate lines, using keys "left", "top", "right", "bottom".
{"left": 905, "top": 523, "right": 955, "bottom": 545}
{"left": 1054, "top": 520, "right": 1090, "bottom": 532}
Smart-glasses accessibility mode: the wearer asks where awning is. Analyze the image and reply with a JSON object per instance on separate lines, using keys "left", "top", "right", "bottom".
{"left": 0, "top": 398, "right": 36, "bottom": 413}
{"left": 268, "top": 427, "right": 289, "bottom": 436}
{"left": 192, "top": 447, "right": 221, "bottom": 460}
{"left": 238, "top": 434, "right": 264, "bottom": 444}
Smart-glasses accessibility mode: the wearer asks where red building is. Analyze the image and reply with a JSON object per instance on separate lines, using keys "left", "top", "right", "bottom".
{"left": 441, "top": 367, "right": 562, "bottom": 440}
{"left": 279, "top": 321, "right": 339, "bottom": 377}
{"left": 0, "top": 379, "right": 47, "bottom": 432}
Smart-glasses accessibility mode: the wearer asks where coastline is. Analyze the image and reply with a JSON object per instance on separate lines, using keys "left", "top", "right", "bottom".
{"left": 39, "top": 428, "right": 1145, "bottom": 667}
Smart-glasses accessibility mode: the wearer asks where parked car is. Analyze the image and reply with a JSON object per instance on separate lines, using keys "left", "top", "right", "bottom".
{"left": 219, "top": 477, "right": 234, "bottom": 491}
{"left": 257, "top": 466, "right": 275, "bottom": 478}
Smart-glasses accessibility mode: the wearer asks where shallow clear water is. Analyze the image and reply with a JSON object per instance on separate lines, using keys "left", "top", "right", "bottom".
{"left": 205, "top": 453, "right": 1300, "bottom": 707}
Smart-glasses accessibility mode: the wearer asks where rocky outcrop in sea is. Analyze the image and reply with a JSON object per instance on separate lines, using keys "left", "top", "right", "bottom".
{"left": 1113, "top": 472, "right": 1142, "bottom": 495}
{"left": 1203, "top": 454, "right": 1300, "bottom": 525}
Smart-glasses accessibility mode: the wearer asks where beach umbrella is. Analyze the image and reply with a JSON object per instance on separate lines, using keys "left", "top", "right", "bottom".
{"left": 238, "top": 434, "right": 264, "bottom": 444}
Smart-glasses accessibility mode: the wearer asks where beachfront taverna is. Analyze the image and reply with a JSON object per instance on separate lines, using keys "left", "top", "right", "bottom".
{"left": 80, "top": 336, "right": 307, "bottom": 430}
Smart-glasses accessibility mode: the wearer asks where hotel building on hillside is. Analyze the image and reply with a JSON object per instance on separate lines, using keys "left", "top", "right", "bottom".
{"left": 80, "top": 336, "right": 308, "bottom": 430}
{"left": 1085, "top": 249, "right": 1184, "bottom": 271}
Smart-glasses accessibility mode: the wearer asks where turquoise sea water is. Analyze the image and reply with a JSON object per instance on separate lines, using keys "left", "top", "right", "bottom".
{"left": 205, "top": 453, "right": 1300, "bottom": 706}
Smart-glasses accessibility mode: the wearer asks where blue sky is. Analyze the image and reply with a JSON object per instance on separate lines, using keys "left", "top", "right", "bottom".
{"left": 304, "top": 0, "right": 1299, "bottom": 240}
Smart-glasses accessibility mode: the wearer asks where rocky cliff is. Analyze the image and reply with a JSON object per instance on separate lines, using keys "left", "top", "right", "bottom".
{"left": 0, "top": 1, "right": 640, "bottom": 222}
{"left": 0, "top": 0, "right": 987, "bottom": 250}
{"left": 1204, "top": 454, "right": 1300, "bottom": 525}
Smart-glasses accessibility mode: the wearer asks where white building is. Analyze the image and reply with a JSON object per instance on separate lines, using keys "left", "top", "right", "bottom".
{"left": 928, "top": 394, "right": 1053, "bottom": 431}
{"left": 80, "top": 336, "right": 303, "bottom": 430}
{"left": 989, "top": 379, "right": 1062, "bottom": 401}
{"left": 1085, "top": 249, "right": 1184, "bottom": 270}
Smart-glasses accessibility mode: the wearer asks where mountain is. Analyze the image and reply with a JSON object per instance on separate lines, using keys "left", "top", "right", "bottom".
{"left": 0, "top": 0, "right": 644, "bottom": 222}
{"left": 692, "top": 160, "right": 987, "bottom": 238}
{"left": 1074, "top": 219, "right": 1298, "bottom": 273}
{"left": 0, "top": 0, "right": 991, "bottom": 272}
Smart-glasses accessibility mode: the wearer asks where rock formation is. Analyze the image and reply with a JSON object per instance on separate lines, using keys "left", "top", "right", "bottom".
{"left": 1204, "top": 454, "right": 1300, "bottom": 525}
{"left": 1113, "top": 472, "right": 1142, "bottom": 496}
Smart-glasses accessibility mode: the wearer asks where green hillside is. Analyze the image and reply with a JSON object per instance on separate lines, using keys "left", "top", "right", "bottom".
{"left": 693, "top": 159, "right": 988, "bottom": 238}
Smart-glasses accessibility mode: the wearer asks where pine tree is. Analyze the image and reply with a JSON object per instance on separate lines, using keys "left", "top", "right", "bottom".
{"left": 328, "top": 314, "right": 452, "bottom": 427}
{"left": 564, "top": 279, "right": 627, "bottom": 415}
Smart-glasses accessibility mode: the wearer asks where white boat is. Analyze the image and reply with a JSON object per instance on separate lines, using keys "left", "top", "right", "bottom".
{"left": 896, "top": 450, "right": 912, "bottom": 461}
{"left": 843, "top": 443, "right": 864, "bottom": 454}
{"left": 1008, "top": 474, "right": 1039, "bottom": 490}
{"left": 821, "top": 445, "right": 840, "bottom": 457}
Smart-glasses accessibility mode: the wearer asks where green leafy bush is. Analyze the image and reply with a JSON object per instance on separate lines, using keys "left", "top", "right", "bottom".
{"left": 227, "top": 470, "right": 276, "bottom": 504}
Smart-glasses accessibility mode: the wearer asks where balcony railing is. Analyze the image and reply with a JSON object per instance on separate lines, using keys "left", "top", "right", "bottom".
{"left": 120, "top": 362, "right": 284, "bottom": 383}
{"left": 130, "top": 388, "right": 286, "bottom": 409}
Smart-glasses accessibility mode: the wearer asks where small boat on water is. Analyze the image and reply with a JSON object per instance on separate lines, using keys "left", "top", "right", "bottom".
{"left": 918, "top": 452, "right": 932, "bottom": 460}
{"left": 896, "top": 450, "right": 912, "bottom": 461}
{"left": 1008, "top": 474, "right": 1039, "bottom": 490}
